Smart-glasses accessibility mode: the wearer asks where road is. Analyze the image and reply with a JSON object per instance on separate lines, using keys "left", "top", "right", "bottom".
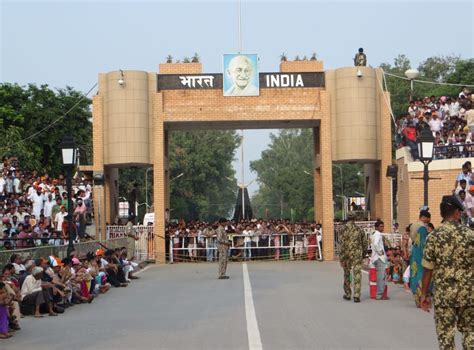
{"left": 5, "top": 261, "right": 447, "bottom": 350}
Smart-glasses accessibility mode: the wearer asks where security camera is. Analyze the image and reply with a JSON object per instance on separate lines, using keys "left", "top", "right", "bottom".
{"left": 357, "top": 69, "right": 363, "bottom": 78}
{"left": 118, "top": 78, "right": 125, "bottom": 85}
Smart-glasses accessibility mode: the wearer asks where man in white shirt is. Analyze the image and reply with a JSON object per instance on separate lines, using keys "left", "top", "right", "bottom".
{"left": 29, "top": 188, "right": 45, "bottom": 218}
{"left": 20, "top": 266, "right": 57, "bottom": 317}
{"left": 43, "top": 193, "right": 55, "bottom": 223}
{"left": 370, "top": 220, "right": 388, "bottom": 300}
{"left": 0, "top": 175, "right": 5, "bottom": 197}
{"left": 464, "top": 185, "right": 474, "bottom": 225}
{"left": 428, "top": 112, "right": 443, "bottom": 135}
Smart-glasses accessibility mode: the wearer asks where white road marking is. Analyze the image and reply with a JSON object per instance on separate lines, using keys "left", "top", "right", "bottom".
{"left": 134, "top": 265, "right": 152, "bottom": 275}
{"left": 242, "top": 263, "right": 263, "bottom": 350}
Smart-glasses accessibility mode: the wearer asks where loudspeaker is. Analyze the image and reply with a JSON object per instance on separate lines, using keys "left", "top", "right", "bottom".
{"left": 386, "top": 165, "right": 398, "bottom": 178}
{"left": 93, "top": 172, "right": 104, "bottom": 186}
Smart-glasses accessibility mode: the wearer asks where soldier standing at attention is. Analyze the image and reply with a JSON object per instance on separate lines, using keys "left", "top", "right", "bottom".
{"left": 338, "top": 213, "right": 368, "bottom": 303}
{"left": 420, "top": 196, "right": 473, "bottom": 349}
{"left": 217, "top": 218, "right": 230, "bottom": 280}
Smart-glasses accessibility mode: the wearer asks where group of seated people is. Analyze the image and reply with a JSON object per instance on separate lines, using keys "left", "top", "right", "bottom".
{"left": 0, "top": 247, "right": 140, "bottom": 339}
{"left": 0, "top": 156, "right": 94, "bottom": 250}
{"left": 165, "top": 219, "right": 323, "bottom": 262}
{"left": 396, "top": 87, "right": 474, "bottom": 160}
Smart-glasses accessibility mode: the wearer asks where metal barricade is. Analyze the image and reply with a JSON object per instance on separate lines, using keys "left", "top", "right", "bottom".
{"left": 169, "top": 233, "right": 323, "bottom": 263}
{"left": 0, "top": 238, "right": 128, "bottom": 267}
{"left": 106, "top": 225, "right": 155, "bottom": 262}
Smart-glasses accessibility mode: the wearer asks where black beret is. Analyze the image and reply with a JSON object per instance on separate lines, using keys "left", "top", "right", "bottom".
{"left": 441, "top": 195, "right": 464, "bottom": 211}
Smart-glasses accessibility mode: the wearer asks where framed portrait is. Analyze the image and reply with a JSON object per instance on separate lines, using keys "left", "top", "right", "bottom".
{"left": 223, "top": 53, "right": 259, "bottom": 96}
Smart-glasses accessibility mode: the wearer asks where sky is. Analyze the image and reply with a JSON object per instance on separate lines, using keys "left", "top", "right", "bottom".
{"left": 1, "top": 0, "right": 473, "bottom": 194}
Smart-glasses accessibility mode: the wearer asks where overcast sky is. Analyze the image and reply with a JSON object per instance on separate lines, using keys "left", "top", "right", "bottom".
{"left": 1, "top": 0, "right": 473, "bottom": 194}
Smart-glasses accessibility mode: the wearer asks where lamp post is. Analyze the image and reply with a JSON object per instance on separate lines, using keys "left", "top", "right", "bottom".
{"left": 333, "top": 164, "right": 345, "bottom": 220}
{"left": 60, "top": 135, "right": 78, "bottom": 257}
{"left": 418, "top": 128, "right": 435, "bottom": 208}
{"left": 404, "top": 69, "right": 419, "bottom": 101}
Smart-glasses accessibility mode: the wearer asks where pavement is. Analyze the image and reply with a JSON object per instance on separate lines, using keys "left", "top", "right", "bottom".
{"left": 4, "top": 261, "right": 452, "bottom": 350}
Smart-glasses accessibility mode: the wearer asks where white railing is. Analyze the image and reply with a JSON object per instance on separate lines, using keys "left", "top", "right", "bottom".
{"left": 168, "top": 233, "right": 323, "bottom": 263}
{"left": 106, "top": 225, "right": 155, "bottom": 262}
{"left": 333, "top": 221, "right": 402, "bottom": 253}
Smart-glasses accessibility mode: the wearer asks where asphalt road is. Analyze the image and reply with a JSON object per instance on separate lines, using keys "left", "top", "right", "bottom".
{"left": 5, "top": 261, "right": 449, "bottom": 350}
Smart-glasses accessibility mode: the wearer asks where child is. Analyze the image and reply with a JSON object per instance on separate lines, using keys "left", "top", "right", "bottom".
{"left": 391, "top": 254, "right": 402, "bottom": 283}
{"left": 403, "top": 265, "right": 411, "bottom": 293}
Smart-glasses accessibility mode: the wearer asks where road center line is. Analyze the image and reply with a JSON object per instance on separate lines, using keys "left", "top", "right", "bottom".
{"left": 242, "top": 263, "right": 263, "bottom": 350}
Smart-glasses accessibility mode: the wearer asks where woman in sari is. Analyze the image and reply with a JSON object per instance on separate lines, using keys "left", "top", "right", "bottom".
{"left": 409, "top": 222, "right": 434, "bottom": 307}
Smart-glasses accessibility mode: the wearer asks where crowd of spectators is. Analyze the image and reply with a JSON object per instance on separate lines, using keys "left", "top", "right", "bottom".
{"left": 0, "top": 247, "right": 140, "bottom": 338}
{"left": 452, "top": 160, "right": 474, "bottom": 227}
{"left": 396, "top": 87, "right": 474, "bottom": 160}
{"left": 165, "top": 219, "right": 323, "bottom": 262}
{"left": 0, "top": 156, "right": 93, "bottom": 250}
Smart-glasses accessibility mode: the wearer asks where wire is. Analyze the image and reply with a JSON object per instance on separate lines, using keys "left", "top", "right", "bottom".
{"left": 375, "top": 69, "right": 397, "bottom": 127}
{"left": 382, "top": 71, "right": 474, "bottom": 87}
{"left": 0, "top": 82, "right": 98, "bottom": 152}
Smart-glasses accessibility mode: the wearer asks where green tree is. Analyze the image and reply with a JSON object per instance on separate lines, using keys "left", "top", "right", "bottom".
{"left": 250, "top": 129, "right": 365, "bottom": 221}
{"left": 250, "top": 129, "right": 313, "bottom": 221}
{"left": 169, "top": 130, "right": 240, "bottom": 221}
{"left": 0, "top": 83, "right": 92, "bottom": 175}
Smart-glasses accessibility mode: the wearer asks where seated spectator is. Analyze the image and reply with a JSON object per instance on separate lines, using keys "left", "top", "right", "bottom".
{"left": 20, "top": 266, "right": 58, "bottom": 317}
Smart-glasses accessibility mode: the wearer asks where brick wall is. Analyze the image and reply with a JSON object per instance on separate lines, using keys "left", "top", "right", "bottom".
{"left": 396, "top": 147, "right": 469, "bottom": 231}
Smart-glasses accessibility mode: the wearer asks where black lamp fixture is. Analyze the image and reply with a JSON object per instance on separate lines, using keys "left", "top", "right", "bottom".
{"left": 60, "top": 135, "right": 78, "bottom": 257}
{"left": 417, "top": 128, "right": 435, "bottom": 208}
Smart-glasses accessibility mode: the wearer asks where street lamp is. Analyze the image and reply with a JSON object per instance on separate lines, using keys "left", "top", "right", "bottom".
{"left": 404, "top": 69, "right": 419, "bottom": 101}
{"left": 60, "top": 135, "right": 78, "bottom": 257}
{"left": 170, "top": 172, "right": 184, "bottom": 182}
{"left": 145, "top": 167, "right": 152, "bottom": 210}
{"left": 418, "top": 128, "right": 435, "bottom": 208}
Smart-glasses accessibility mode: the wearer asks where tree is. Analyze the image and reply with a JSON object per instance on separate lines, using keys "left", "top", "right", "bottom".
{"left": 250, "top": 129, "right": 313, "bottom": 221}
{"left": 168, "top": 130, "right": 241, "bottom": 221}
{"left": 0, "top": 83, "right": 92, "bottom": 175}
{"left": 250, "top": 129, "right": 365, "bottom": 221}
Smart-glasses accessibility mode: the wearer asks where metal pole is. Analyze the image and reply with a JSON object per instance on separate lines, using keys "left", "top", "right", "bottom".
{"left": 145, "top": 168, "right": 149, "bottom": 210}
{"left": 390, "top": 178, "right": 394, "bottom": 227}
{"left": 238, "top": 0, "right": 242, "bottom": 53}
{"left": 410, "top": 79, "right": 414, "bottom": 101}
{"left": 423, "top": 161, "right": 430, "bottom": 208}
{"left": 241, "top": 129, "right": 245, "bottom": 220}
{"left": 66, "top": 166, "right": 75, "bottom": 257}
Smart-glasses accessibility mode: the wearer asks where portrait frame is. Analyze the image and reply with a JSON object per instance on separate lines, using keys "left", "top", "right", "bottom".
{"left": 223, "top": 53, "right": 259, "bottom": 97}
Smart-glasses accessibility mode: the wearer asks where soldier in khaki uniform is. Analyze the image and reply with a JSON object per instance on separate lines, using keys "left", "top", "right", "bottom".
{"left": 420, "top": 196, "right": 473, "bottom": 349}
{"left": 338, "top": 213, "right": 368, "bottom": 303}
{"left": 216, "top": 218, "right": 230, "bottom": 280}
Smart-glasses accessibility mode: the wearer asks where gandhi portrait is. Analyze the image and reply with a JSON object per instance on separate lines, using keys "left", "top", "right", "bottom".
{"left": 223, "top": 54, "right": 259, "bottom": 97}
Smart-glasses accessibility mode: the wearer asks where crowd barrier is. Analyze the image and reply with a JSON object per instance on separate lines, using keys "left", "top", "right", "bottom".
{"left": 0, "top": 237, "right": 128, "bottom": 267}
{"left": 105, "top": 223, "right": 402, "bottom": 264}
{"left": 333, "top": 221, "right": 402, "bottom": 253}
{"left": 106, "top": 225, "right": 155, "bottom": 262}
{"left": 167, "top": 233, "right": 323, "bottom": 263}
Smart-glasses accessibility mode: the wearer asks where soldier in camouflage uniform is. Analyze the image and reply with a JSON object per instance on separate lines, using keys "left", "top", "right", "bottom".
{"left": 216, "top": 218, "right": 230, "bottom": 279}
{"left": 338, "top": 213, "right": 368, "bottom": 303}
{"left": 420, "top": 196, "right": 473, "bottom": 349}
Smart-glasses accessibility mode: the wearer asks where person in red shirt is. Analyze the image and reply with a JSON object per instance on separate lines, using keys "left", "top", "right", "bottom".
{"left": 403, "top": 122, "right": 419, "bottom": 160}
